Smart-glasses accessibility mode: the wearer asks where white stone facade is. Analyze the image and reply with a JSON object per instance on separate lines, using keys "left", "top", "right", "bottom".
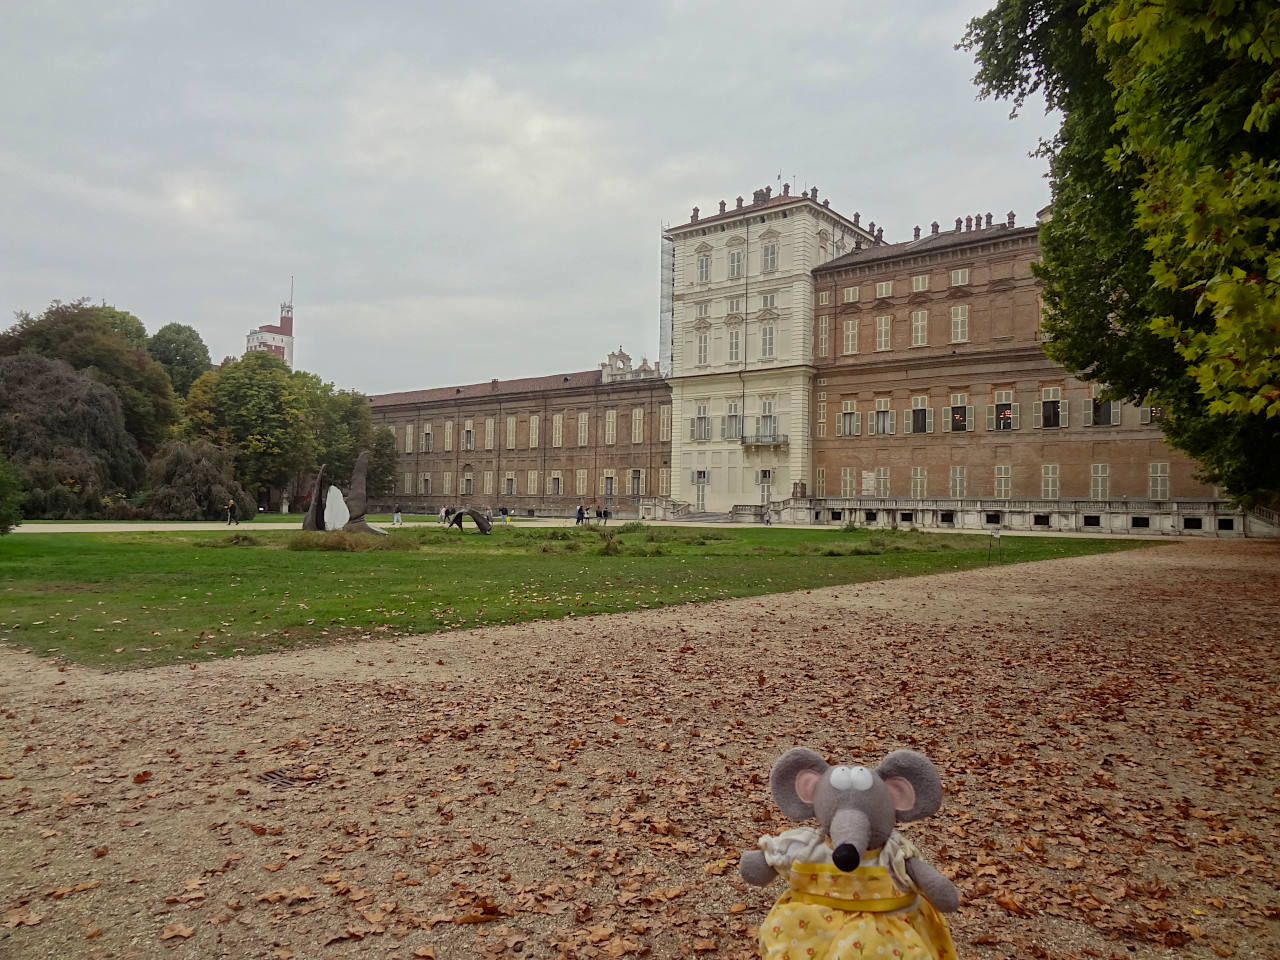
{"left": 664, "top": 187, "right": 874, "bottom": 512}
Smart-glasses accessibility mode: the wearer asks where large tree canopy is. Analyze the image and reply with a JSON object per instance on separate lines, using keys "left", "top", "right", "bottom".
{"left": 0, "top": 454, "right": 22, "bottom": 534}
{"left": 0, "top": 354, "right": 145, "bottom": 518}
{"left": 147, "top": 322, "right": 211, "bottom": 396}
{"left": 142, "top": 439, "right": 254, "bottom": 521}
{"left": 0, "top": 300, "right": 179, "bottom": 457}
{"left": 961, "top": 0, "right": 1280, "bottom": 506}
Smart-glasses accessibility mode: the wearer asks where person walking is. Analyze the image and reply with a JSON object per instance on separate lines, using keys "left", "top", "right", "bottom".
{"left": 393, "top": 503, "right": 403, "bottom": 527}
{"left": 575, "top": 504, "right": 585, "bottom": 526}
{"left": 226, "top": 499, "right": 238, "bottom": 525}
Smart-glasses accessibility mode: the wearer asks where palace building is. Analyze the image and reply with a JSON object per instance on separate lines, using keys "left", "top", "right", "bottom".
{"left": 368, "top": 184, "right": 1262, "bottom": 536}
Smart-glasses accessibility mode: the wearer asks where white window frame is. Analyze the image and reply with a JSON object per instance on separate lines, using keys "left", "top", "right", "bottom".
{"left": 728, "top": 249, "right": 744, "bottom": 279}
{"left": 760, "top": 324, "right": 775, "bottom": 358}
{"left": 605, "top": 409, "right": 617, "bottom": 445}
{"left": 660, "top": 405, "right": 671, "bottom": 442}
{"left": 697, "top": 254, "right": 711, "bottom": 283}
{"left": 696, "top": 332, "right": 708, "bottom": 365}
{"left": 843, "top": 286, "right": 859, "bottom": 303}
{"left": 994, "top": 465, "right": 1011, "bottom": 499}
{"left": 529, "top": 414, "right": 539, "bottom": 448}
{"left": 760, "top": 292, "right": 776, "bottom": 310}
{"left": 1149, "top": 462, "right": 1169, "bottom": 500}
{"left": 874, "top": 466, "right": 890, "bottom": 498}
{"left": 910, "top": 310, "right": 928, "bottom": 347}
{"left": 817, "top": 318, "right": 829, "bottom": 357}
{"left": 818, "top": 290, "right": 830, "bottom": 305}
{"left": 551, "top": 413, "right": 563, "bottom": 448}
{"left": 911, "top": 466, "right": 927, "bottom": 498}
{"left": 761, "top": 242, "right": 778, "bottom": 273}
{"left": 875, "top": 280, "right": 893, "bottom": 298}
{"left": 1042, "top": 463, "right": 1060, "bottom": 499}
{"left": 875, "top": 315, "right": 891, "bottom": 351}
{"left": 951, "top": 267, "right": 970, "bottom": 286}
{"left": 911, "top": 274, "right": 929, "bottom": 293}
{"left": 728, "top": 328, "right": 741, "bottom": 363}
{"left": 631, "top": 407, "right": 644, "bottom": 444}
{"left": 843, "top": 319, "right": 858, "bottom": 355}
{"left": 1090, "top": 463, "right": 1109, "bottom": 500}
{"left": 578, "top": 412, "right": 589, "bottom": 446}
{"left": 951, "top": 304, "right": 969, "bottom": 343}
{"left": 949, "top": 465, "right": 966, "bottom": 498}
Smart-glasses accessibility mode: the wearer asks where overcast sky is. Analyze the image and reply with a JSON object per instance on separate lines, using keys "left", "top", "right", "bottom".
{"left": 1, "top": 1, "right": 1057, "bottom": 396}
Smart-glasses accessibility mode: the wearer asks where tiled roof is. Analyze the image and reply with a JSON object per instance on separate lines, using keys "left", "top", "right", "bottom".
{"left": 370, "top": 369, "right": 603, "bottom": 408}
{"left": 816, "top": 223, "right": 1038, "bottom": 272}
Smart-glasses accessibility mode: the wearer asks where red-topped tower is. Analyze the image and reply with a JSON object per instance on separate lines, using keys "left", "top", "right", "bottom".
{"left": 245, "top": 281, "right": 296, "bottom": 368}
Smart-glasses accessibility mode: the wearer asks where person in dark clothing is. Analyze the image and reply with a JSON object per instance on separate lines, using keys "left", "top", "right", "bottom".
{"left": 226, "top": 499, "right": 238, "bottom": 525}
{"left": 575, "top": 504, "right": 585, "bottom": 525}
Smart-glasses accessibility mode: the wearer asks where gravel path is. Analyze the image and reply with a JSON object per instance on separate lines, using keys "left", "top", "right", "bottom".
{"left": 2, "top": 539, "right": 1277, "bottom": 960}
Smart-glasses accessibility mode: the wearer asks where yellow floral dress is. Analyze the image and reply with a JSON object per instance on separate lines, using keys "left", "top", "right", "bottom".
{"left": 756, "top": 831, "right": 956, "bottom": 960}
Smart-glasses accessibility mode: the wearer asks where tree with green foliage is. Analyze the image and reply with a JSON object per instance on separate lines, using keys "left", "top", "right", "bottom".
{"left": 141, "top": 439, "right": 254, "bottom": 521}
{"left": 368, "top": 426, "right": 396, "bottom": 499}
{"left": 0, "top": 453, "right": 23, "bottom": 534}
{"left": 961, "top": 0, "right": 1280, "bottom": 506}
{"left": 147, "top": 322, "right": 211, "bottom": 396}
{"left": 94, "top": 304, "right": 149, "bottom": 349}
{"left": 0, "top": 354, "right": 145, "bottom": 518}
{"left": 212, "top": 351, "right": 312, "bottom": 498}
{"left": 1, "top": 300, "right": 179, "bottom": 457}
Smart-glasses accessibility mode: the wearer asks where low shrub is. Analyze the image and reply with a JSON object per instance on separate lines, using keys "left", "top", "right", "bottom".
{"left": 286, "top": 531, "right": 419, "bottom": 552}
{"left": 199, "top": 532, "right": 262, "bottom": 548}
{"left": 614, "top": 521, "right": 647, "bottom": 535}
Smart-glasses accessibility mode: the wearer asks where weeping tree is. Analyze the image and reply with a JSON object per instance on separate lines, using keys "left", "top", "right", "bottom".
{"left": 141, "top": 439, "right": 254, "bottom": 521}
{"left": 0, "top": 354, "right": 144, "bottom": 518}
{"left": 0, "top": 454, "right": 23, "bottom": 534}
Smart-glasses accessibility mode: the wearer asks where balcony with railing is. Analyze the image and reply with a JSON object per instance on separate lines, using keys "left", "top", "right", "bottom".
{"left": 741, "top": 432, "right": 788, "bottom": 447}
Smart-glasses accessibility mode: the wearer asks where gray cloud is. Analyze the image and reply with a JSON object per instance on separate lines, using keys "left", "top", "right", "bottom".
{"left": 0, "top": 0, "right": 1057, "bottom": 394}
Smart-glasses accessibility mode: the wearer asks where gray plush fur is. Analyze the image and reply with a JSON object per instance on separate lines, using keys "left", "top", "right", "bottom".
{"left": 739, "top": 747, "right": 959, "bottom": 914}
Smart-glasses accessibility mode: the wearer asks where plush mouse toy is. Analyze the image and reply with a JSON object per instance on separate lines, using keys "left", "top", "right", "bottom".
{"left": 740, "top": 748, "right": 958, "bottom": 960}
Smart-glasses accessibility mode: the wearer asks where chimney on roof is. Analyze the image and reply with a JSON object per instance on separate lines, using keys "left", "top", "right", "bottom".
{"left": 975, "top": 212, "right": 982, "bottom": 229}
{"left": 868, "top": 220, "right": 876, "bottom": 235}
{"left": 965, "top": 215, "right": 973, "bottom": 231}
{"left": 719, "top": 200, "right": 726, "bottom": 214}
{"left": 1007, "top": 210, "right": 1016, "bottom": 227}
{"left": 736, "top": 196, "right": 744, "bottom": 209}
{"left": 853, "top": 212, "right": 860, "bottom": 226}
{"left": 691, "top": 206, "right": 699, "bottom": 222}
{"left": 822, "top": 199, "right": 830, "bottom": 207}
{"left": 955, "top": 217, "right": 963, "bottom": 231}
{"left": 855, "top": 239, "right": 862, "bottom": 250}
{"left": 491, "top": 378, "right": 499, "bottom": 390}
{"left": 764, "top": 186, "right": 772, "bottom": 199}
{"left": 913, "top": 225, "right": 921, "bottom": 240}
{"left": 752, "top": 189, "right": 763, "bottom": 204}
{"left": 985, "top": 212, "right": 993, "bottom": 228}
{"left": 876, "top": 226, "right": 883, "bottom": 242}
{"left": 812, "top": 185, "right": 818, "bottom": 199}
{"left": 782, "top": 182, "right": 790, "bottom": 197}
{"left": 931, "top": 221, "right": 940, "bottom": 235}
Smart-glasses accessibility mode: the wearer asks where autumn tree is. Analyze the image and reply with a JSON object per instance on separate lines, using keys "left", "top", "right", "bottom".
{"left": 0, "top": 300, "right": 179, "bottom": 457}
{"left": 147, "top": 322, "right": 211, "bottom": 396}
{"left": 0, "top": 454, "right": 22, "bottom": 534}
{"left": 961, "top": 0, "right": 1280, "bottom": 506}
{"left": 0, "top": 354, "right": 145, "bottom": 518}
{"left": 142, "top": 439, "right": 254, "bottom": 521}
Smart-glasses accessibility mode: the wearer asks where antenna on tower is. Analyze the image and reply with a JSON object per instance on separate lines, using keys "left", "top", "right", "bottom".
{"left": 289, "top": 275, "right": 294, "bottom": 307}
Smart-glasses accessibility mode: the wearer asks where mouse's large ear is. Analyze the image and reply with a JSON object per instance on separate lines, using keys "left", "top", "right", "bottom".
{"left": 770, "top": 748, "right": 829, "bottom": 821}
{"left": 876, "top": 750, "right": 943, "bottom": 822}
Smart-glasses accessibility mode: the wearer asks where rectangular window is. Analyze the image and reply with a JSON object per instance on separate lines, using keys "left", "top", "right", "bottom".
{"left": 697, "top": 255, "right": 710, "bottom": 283}
{"left": 403, "top": 471, "right": 413, "bottom": 494}
{"left": 1149, "top": 462, "right": 1169, "bottom": 500}
{"left": 910, "top": 310, "right": 928, "bottom": 347}
{"left": 843, "top": 319, "right": 858, "bottom": 354}
{"left": 1042, "top": 463, "right": 1060, "bottom": 499}
{"left": 443, "top": 471, "right": 453, "bottom": 496}
{"left": 527, "top": 470, "right": 538, "bottom": 495}
{"left": 696, "top": 332, "right": 708, "bottom": 365}
{"left": 994, "top": 465, "right": 1011, "bottom": 499}
{"left": 815, "top": 400, "right": 826, "bottom": 438}
{"left": 725, "top": 400, "right": 741, "bottom": 440}
{"left": 839, "top": 400, "right": 860, "bottom": 437}
{"left": 529, "top": 414, "right": 539, "bottom": 448}
{"left": 843, "top": 285, "right": 859, "bottom": 303}
{"left": 1087, "top": 386, "right": 1121, "bottom": 426}
{"left": 909, "top": 395, "right": 932, "bottom": 434}
{"left": 630, "top": 469, "right": 643, "bottom": 496}
{"left": 875, "top": 466, "right": 890, "bottom": 498}
{"left": 462, "top": 472, "right": 473, "bottom": 496}
{"left": 727, "top": 328, "right": 741, "bottom": 362}
{"left": 444, "top": 420, "right": 454, "bottom": 452}
{"left": 578, "top": 411, "right": 589, "bottom": 446}
{"left": 760, "top": 325, "right": 775, "bottom": 358}
{"left": 871, "top": 396, "right": 894, "bottom": 436}
{"left": 505, "top": 416, "right": 516, "bottom": 450}
{"left": 695, "top": 301, "right": 710, "bottom": 319}
{"left": 659, "top": 467, "right": 670, "bottom": 496}
{"left": 728, "top": 296, "right": 744, "bottom": 315}
{"left": 875, "top": 280, "right": 893, "bottom": 298}
{"left": 1090, "top": 463, "right": 1109, "bottom": 500}
{"left": 422, "top": 428, "right": 433, "bottom": 453}
{"left": 818, "top": 290, "right": 830, "bottom": 305}
{"left": 841, "top": 466, "right": 854, "bottom": 497}
{"left": 817, "top": 317, "right": 829, "bottom": 357}
{"left": 404, "top": 424, "right": 414, "bottom": 455}
{"left": 485, "top": 418, "right": 495, "bottom": 450}
{"left": 990, "top": 389, "right": 1018, "bottom": 431}
{"left": 815, "top": 467, "right": 826, "bottom": 497}
{"left": 419, "top": 471, "right": 431, "bottom": 495}
{"left": 660, "top": 405, "right": 671, "bottom": 442}
{"left": 950, "top": 465, "right": 966, "bottom": 498}
{"left": 875, "top": 315, "right": 891, "bottom": 351}
{"left": 575, "top": 469, "right": 587, "bottom": 495}
{"left": 505, "top": 472, "right": 516, "bottom": 495}
{"left": 605, "top": 409, "right": 617, "bottom": 445}
{"left": 631, "top": 407, "right": 644, "bottom": 443}
{"left": 728, "top": 249, "right": 744, "bottom": 279}
{"left": 1035, "top": 386, "right": 1064, "bottom": 428}
{"left": 951, "top": 268, "right": 969, "bottom": 286}
{"left": 911, "top": 466, "right": 927, "bottom": 498}
{"left": 912, "top": 274, "right": 929, "bottom": 293}
{"left": 760, "top": 292, "right": 776, "bottom": 310}
{"left": 946, "top": 393, "right": 972, "bottom": 432}
{"left": 762, "top": 242, "right": 778, "bottom": 272}
{"left": 951, "top": 304, "right": 969, "bottom": 343}
{"left": 551, "top": 413, "right": 563, "bottom": 447}
{"left": 548, "top": 471, "right": 562, "bottom": 496}
{"left": 483, "top": 470, "right": 494, "bottom": 495}
{"left": 463, "top": 421, "right": 474, "bottom": 451}
{"left": 759, "top": 398, "right": 776, "bottom": 438}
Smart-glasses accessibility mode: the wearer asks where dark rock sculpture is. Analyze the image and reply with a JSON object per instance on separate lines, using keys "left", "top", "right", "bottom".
{"left": 447, "top": 508, "right": 492, "bottom": 534}
{"left": 299, "top": 452, "right": 387, "bottom": 535}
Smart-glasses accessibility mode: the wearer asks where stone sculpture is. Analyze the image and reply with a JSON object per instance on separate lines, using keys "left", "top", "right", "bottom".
{"left": 300, "top": 452, "right": 387, "bottom": 535}
{"left": 447, "top": 508, "right": 492, "bottom": 534}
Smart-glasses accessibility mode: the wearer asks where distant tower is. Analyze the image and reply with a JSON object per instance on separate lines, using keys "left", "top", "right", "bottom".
{"left": 245, "top": 280, "right": 296, "bottom": 369}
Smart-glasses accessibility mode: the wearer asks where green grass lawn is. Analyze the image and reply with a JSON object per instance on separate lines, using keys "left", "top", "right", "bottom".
{"left": 0, "top": 525, "right": 1151, "bottom": 670}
